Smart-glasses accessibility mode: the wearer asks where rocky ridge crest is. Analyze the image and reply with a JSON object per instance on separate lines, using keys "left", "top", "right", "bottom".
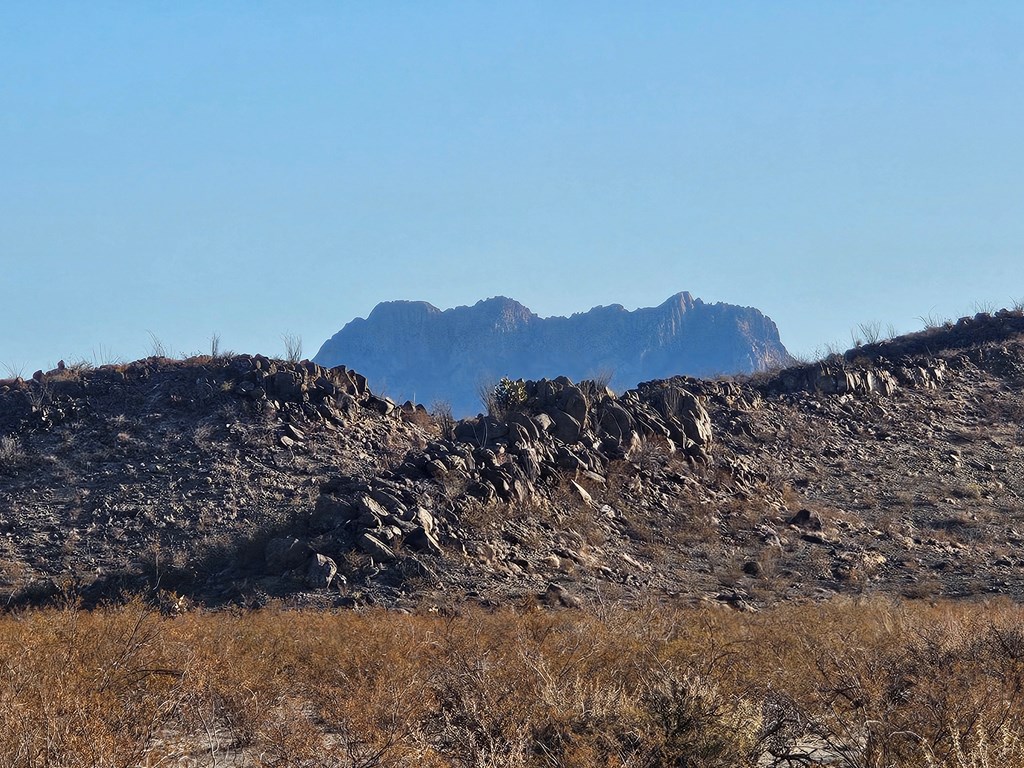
{"left": 313, "top": 292, "right": 790, "bottom": 415}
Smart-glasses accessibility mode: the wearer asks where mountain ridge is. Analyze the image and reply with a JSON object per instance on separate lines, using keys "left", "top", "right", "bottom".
{"left": 314, "top": 292, "right": 790, "bottom": 414}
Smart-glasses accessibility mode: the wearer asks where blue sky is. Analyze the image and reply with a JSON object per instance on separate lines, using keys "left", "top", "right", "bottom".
{"left": 2, "top": 3, "right": 1022, "bottom": 374}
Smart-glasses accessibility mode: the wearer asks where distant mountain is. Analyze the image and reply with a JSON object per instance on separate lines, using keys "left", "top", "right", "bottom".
{"left": 312, "top": 292, "right": 790, "bottom": 415}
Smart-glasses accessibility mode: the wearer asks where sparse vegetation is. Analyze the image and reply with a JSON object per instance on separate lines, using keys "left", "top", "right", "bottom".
{"left": 586, "top": 366, "right": 616, "bottom": 392}
{"left": 492, "top": 376, "right": 527, "bottom": 413}
{"left": 0, "top": 361, "right": 25, "bottom": 380}
{"left": 282, "top": 332, "right": 303, "bottom": 363}
{"left": 475, "top": 377, "right": 497, "bottom": 416}
{"left": 431, "top": 399, "right": 456, "bottom": 440}
{"left": 147, "top": 331, "right": 170, "bottom": 358}
{"left": 477, "top": 376, "right": 527, "bottom": 417}
{"left": 918, "top": 312, "right": 953, "bottom": 331}
{"left": 88, "top": 344, "right": 121, "bottom": 366}
{"left": 0, "top": 435, "right": 23, "bottom": 470}
{"left": 856, "top": 320, "right": 883, "bottom": 345}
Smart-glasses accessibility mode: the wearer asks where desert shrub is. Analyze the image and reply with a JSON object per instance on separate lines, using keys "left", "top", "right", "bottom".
{"left": 584, "top": 366, "right": 616, "bottom": 393}
{"left": 0, "top": 435, "right": 22, "bottom": 471}
{"left": 146, "top": 331, "right": 170, "bottom": 358}
{"left": 281, "top": 333, "right": 303, "bottom": 363}
{"left": 852, "top": 320, "right": 883, "bottom": 346}
{"left": 0, "top": 599, "right": 188, "bottom": 767}
{"left": 493, "top": 377, "right": 527, "bottom": 414}
{"left": 635, "top": 667, "right": 762, "bottom": 767}
{"left": 478, "top": 377, "right": 527, "bottom": 418}
{"left": 431, "top": 399, "right": 456, "bottom": 440}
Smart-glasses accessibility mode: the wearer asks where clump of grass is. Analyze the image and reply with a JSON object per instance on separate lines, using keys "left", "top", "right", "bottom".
{"left": 281, "top": 333, "right": 303, "bottom": 363}
{"left": 0, "top": 435, "right": 23, "bottom": 472}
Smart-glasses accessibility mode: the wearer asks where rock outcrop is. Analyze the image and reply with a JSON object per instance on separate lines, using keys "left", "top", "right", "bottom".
{"left": 313, "top": 292, "right": 790, "bottom": 415}
{"left": 297, "top": 374, "right": 718, "bottom": 590}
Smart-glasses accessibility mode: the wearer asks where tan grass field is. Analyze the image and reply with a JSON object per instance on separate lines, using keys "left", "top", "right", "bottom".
{"left": 1, "top": 597, "right": 1023, "bottom": 767}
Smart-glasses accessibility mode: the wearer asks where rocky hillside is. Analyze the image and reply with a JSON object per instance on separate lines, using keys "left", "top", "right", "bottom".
{"left": 313, "top": 292, "right": 790, "bottom": 415}
{"left": 1, "top": 308, "right": 1024, "bottom": 611}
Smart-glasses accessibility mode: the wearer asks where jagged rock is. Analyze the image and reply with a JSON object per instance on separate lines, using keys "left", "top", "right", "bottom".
{"left": 272, "top": 371, "right": 303, "bottom": 401}
{"left": 356, "top": 494, "right": 388, "bottom": 521}
{"left": 548, "top": 409, "right": 582, "bottom": 443}
{"left": 507, "top": 411, "right": 540, "bottom": 441}
{"left": 454, "top": 419, "right": 482, "bottom": 443}
{"left": 363, "top": 394, "right": 396, "bottom": 416}
{"left": 414, "top": 507, "right": 435, "bottom": 535}
{"left": 383, "top": 512, "right": 417, "bottom": 533}
{"left": 678, "top": 396, "right": 713, "bottom": 448}
{"left": 555, "top": 446, "right": 586, "bottom": 472}
{"left": 542, "top": 582, "right": 582, "bottom": 609}
{"left": 516, "top": 447, "right": 541, "bottom": 482}
{"left": 310, "top": 496, "right": 353, "bottom": 532}
{"left": 598, "top": 400, "right": 635, "bottom": 441}
{"left": 557, "top": 385, "right": 588, "bottom": 426}
{"left": 370, "top": 488, "right": 405, "bottom": 512}
{"left": 467, "top": 480, "right": 497, "bottom": 502}
{"left": 404, "top": 526, "right": 442, "bottom": 555}
{"left": 568, "top": 480, "right": 594, "bottom": 506}
{"left": 533, "top": 413, "right": 555, "bottom": 433}
{"left": 508, "top": 422, "right": 533, "bottom": 449}
{"left": 425, "top": 459, "right": 449, "bottom": 479}
{"left": 284, "top": 424, "right": 306, "bottom": 442}
{"left": 789, "top": 509, "right": 823, "bottom": 531}
{"left": 357, "top": 532, "right": 395, "bottom": 562}
{"left": 357, "top": 510, "right": 383, "bottom": 529}
{"left": 306, "top": 554, "right": 338, "bottom": 588}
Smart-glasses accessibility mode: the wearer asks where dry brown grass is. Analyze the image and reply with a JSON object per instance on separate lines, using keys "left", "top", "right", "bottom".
{"left": 0, "top": 598, "right": 1024, "bottom": 766}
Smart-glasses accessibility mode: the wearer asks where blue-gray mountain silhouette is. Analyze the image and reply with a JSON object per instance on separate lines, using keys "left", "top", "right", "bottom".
{"left": 313, "top": 292, "right": 789, "bottom": 416}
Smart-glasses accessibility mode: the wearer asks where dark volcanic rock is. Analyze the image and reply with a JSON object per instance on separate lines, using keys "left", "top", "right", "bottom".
{"left": 313, "top": 292, "right": 790, "bottom": 415}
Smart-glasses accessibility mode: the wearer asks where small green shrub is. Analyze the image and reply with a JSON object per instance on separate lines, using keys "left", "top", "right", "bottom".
{"left": 492, "top": 377, "right": 527, "bottom": 414}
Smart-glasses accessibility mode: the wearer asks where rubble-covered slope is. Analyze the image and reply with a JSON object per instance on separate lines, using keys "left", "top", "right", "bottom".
{"left": 0, "top": 355, "right": 431, "bottom": 606}
{"left": 2, "top": 309, "right": 1024, "bottom": 610}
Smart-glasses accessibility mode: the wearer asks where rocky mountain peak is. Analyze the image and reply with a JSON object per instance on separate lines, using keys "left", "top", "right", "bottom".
{"left": 470, "top": 296, "right": 536, "bottom": 330}
{"left": 314, "top": 293, "right": 790, "bottom": 415}
{"left": 366, "top": 300, "right": 441, "bottom": 324}
{"left": 659, "top": 290, "right": 697, "bottom": 313}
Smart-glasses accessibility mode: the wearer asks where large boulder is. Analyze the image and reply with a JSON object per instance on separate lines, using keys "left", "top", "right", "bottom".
{"left": 357, "top": 532, "right": 396, "bottom": 562}
{"left": 306, "top": 554, "right": 338, "bottom": 588}
{"left": 266, "top": 537, "right": 310, "bottom": 573}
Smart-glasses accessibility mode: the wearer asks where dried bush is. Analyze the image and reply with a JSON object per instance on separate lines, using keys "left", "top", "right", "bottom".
{"left": 0, "top": 435, "right": 23, "bottom": 471}
{"left": 281, "top": 333, "right": 303, "bottom": 363}
{"left": 430, "top": 399, "right": 456, "bottom": 440}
